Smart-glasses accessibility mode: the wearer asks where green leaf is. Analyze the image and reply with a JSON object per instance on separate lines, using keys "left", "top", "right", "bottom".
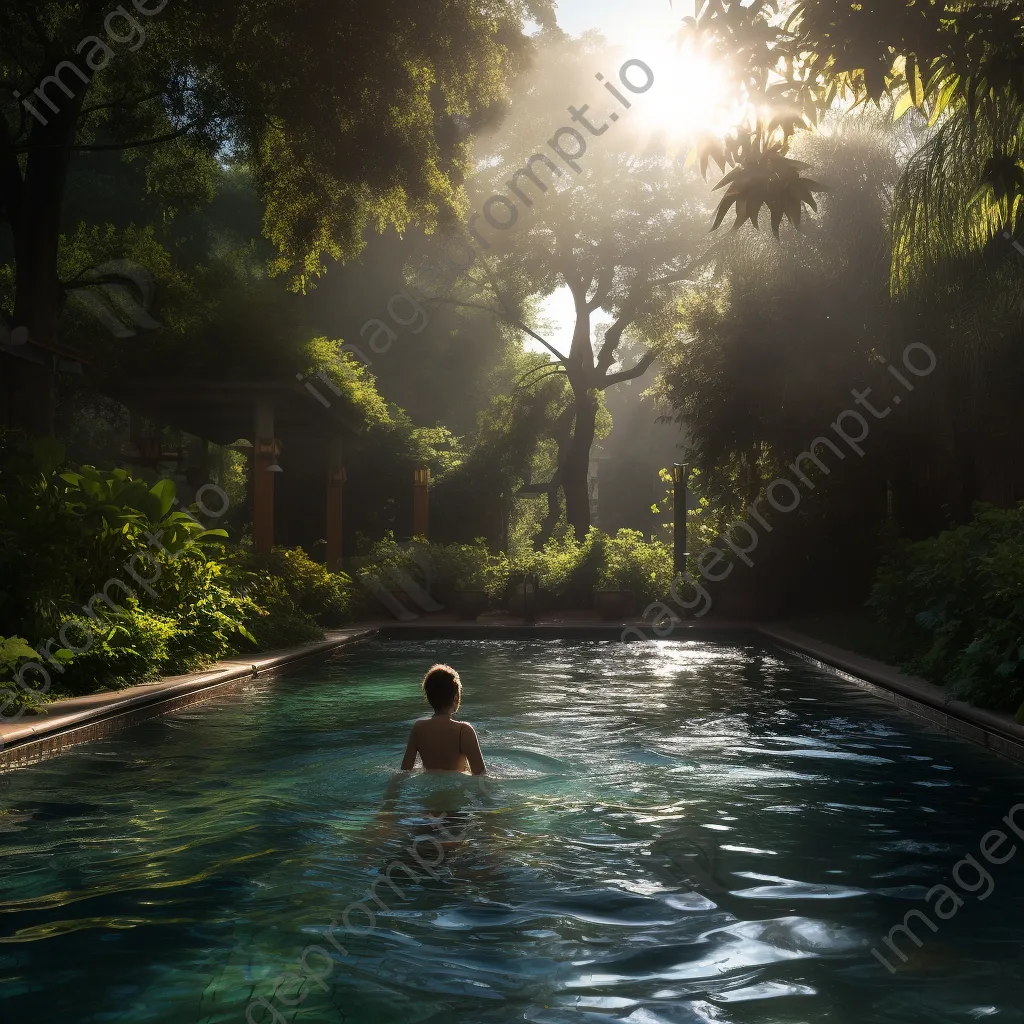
{"left": 892, "top": 89, "right": 915, "bottom": 120}
{"left": 0, "top": 637, "right": 39, "bottom": 663}
{"left": 150, "top": 478, "right": 178, "bottom": 518}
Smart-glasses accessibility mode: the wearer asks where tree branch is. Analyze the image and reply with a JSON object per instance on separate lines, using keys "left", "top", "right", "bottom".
{"left": 517, "top": 360, "right": 563, "bottom": 385}
{"left": 514, "top": 366, "right": 566, "bottom": 394}
{"left": 80, "top": 90, "right": 164, "bottom": 116}
{"left": 17, "top": 127, "right": 191, "bottom": 153}
{"left": 594, "top": 267, "right": 655, "bottom": 374}
{"left": 589, "top": 249, "right": 716, "bottom": 376}
{"left": 586, "top": 265, "right": 615, "bottom": 312}
{"left": 430, "top": 297, "right": 569, "bottom": 364}
{"left": 599, "top": 346, "right": 662, "bottom": 389}
{"left": 648, "top": 249, "right": 719, "bottom": 289}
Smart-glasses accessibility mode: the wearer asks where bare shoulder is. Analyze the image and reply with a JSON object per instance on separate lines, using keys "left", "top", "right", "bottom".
{"left": 457, "top": 720, "right": 481, "bottom": 744}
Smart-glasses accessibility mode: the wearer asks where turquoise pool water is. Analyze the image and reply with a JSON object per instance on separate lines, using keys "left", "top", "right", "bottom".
{"left": 1, "top": 637, "right": 1023, "bottom": 1023}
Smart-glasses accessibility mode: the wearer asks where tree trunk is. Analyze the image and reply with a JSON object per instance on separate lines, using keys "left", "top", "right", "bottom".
{"left": 534, "top": 482, "right": 559, "bottom": 549}
{"left": 11, "top": 65, "right": 90, "bottom": 344}
{"left": 534, "top": 403, "right": 576, "bottom": 549}
{"left": 2, "top": 61, "right": 90, "bottom": 436}
{"left": 562, "top": 390, "right": 598, "bottom": 540}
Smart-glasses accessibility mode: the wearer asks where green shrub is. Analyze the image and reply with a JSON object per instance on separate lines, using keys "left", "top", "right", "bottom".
{"left": 491, "top": 530, "right": 606, "bottom": 608}
{"left": 223, "top": 547, "right": 353, "bottom": 648}
{"left": 345, "top": 534, "right": 432, "bottom": 614}
{"left": 0, "top": 431, "right": 227, "bottom": 640}
{"left": 0, "top": 635, "right": 57, "bottom": 714}
{"left": 32, "top": 556, "right": 260, "bottom": 696}
{"left": 347, "top": 535, "right": 503, "bottom": 612}
{"left": 345, "top": 531, "right": 678, "bottom": 613}
{"left": 869, "top": 504, "right": 1024, "bottom": 714}
{"left": 597, "top": 529, "right": 674, "bottom": 606}
{"left": 420, "top": 540, "right": 501, "bottom": 596}
{"left": 230, "top": 548, "right": 354, "bottom": 627}
{"left": 158, "top": 554, "right": 260, "bottom": 671}
{"left": 58, "top": 605, "right": 183, "bottom": 691}
{"left": 0, "top": 431, "right": 362, "bottom": 697}
{"left": 233, "top": 586, "right": 324, "bottom": 650}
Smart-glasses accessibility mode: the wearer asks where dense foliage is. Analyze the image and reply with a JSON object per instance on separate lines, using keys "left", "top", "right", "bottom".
{"left": 0, "top": 436, "right": 356, "bottom": 710}
{"left": 1, "top": 0, "right": 554, "bottom": 351}
{"left": 347, "top": 528, "right": 676, "bottom": 613}
{"left": 869, "top": 504, "right": 1024, "bottom": 716}
{"left": 652, "top": 114, "right": 1024, "bottom": 624}
{"left": 687, "top": 0, "right": 1024, "bottom": 287}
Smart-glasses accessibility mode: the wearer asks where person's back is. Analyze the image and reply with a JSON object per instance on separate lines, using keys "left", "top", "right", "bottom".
{"left": 401, "top": 663, "right": 486, "bottom": 775}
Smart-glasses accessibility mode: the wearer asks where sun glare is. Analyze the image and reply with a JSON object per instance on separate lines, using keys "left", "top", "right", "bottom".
{"left": 635, "top": 43, "right": 739, "bottom": 145}
{"left": 592, "top": 2, "right": 740, "bottom": 153}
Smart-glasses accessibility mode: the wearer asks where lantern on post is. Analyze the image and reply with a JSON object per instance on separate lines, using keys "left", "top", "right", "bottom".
{"left": 673, "top": 463, "right": 689, "bottom": 573}
{"left": 413, "top": 467, "right": 430, "bottom": 539}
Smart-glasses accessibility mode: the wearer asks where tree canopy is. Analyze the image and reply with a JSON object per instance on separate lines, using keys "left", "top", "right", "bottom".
{"left": 687, "top": 0, "right": 1024, "bottom": 289}
{"left": 0, "top": 0, "right": 553, "bottom": 346}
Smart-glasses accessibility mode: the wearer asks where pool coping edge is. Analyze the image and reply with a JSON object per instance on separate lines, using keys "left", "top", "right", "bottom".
{"left": 761, "top": 626, "right": 1024, "bottom": 765}
{"left": 0, "top": 629, "right": 378, "bottom": 771}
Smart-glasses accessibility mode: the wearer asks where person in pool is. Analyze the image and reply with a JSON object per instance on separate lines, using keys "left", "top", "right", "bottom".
{"left": 401, "top": 663, "right": 486, "bottom": 775}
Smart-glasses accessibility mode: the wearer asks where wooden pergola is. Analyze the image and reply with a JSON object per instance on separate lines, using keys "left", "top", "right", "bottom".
{"left": 111, "top": 377, "right": 361, "bottom": 566}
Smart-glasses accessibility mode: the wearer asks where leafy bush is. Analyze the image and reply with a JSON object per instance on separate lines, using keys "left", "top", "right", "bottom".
{"left": 491, "top": 530, "right": 607, "bottom": 608}
{"left": 597, "top": 529, "right": 674, "bottom": 606}
{"left": 0, "top": 434, "right": 360, "bottom": 700}
{"left": 0, "top": 635, "right": 57, "bottom": 715}
{"left": 231, "top": 548, "right": 354, "bottom": 626}
{"left": 423, "top": 540, "right": 501, "bottom": 595}
{"left": 344, "top": 531, "right": 678, "bottom": 613}
{"left": 57, "top": 606, "right": 184, "bottom": 691}
{"left": 345, "top": 534, "right": 432, "bottom": 614}
{"left": 0, "top": 431, "right": 227, "bottom": 640}
{"left": 225, "top": 547, "right": 355, "bottom": 648}
{"left": 347, "top": 535, "right": 502, "bottom": 611}
{"left": 157, "top": 554, "right": 260, "bottom": 670}
{"left": 869, "top": 504, "right": 1024, "bottom": 714}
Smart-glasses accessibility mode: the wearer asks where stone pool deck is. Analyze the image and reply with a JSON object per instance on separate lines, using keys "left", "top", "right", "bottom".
{"left": 3, "top": 615, "right": 1024, "bottom": 769}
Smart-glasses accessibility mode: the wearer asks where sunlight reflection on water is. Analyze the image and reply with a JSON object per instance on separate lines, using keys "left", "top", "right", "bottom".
{"left": 0, "top": 636, "right": 1023, "bottom": 1023}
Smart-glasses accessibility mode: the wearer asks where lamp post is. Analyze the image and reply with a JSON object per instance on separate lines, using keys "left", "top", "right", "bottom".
{"left": 673, "top": 463, "right": 689, "bottom": 573}
{"left": 326, "top": 453, "right": 346, "bottom": 571}
{"left": 253, "top": 399, "right": 277, "bottom": 554}
{"left": 413, "top": 467, "right": 430, "bottom": 540}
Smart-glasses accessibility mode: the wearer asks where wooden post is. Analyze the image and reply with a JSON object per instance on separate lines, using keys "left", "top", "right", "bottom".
{"left": 326, "top": 439, "right": 345, "bottom": 571}
{"left": 413, "top": 467, "right": 430, "bottom": 540}
{"left": 673, "top": 463, "right": 688, "bottom": 573}
{"left": 253, "top": 399, "right": 275, "bottom": 554}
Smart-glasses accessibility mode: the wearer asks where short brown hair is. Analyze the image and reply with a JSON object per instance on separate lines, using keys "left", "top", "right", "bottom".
{"left": 422, "top": 663, "right": 461, "bottom": 712}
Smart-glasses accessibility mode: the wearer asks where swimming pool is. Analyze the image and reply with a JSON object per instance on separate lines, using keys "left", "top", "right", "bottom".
{"left": 1, "top": 636, "right": 1022, "bottom": 1023}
